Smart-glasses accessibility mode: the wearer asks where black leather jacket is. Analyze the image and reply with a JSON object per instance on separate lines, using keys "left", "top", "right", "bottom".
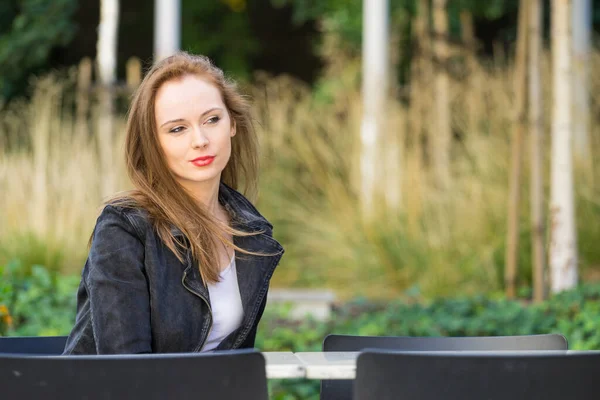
{"left": 63, "top": 184, "right": 284, "bottom": 354}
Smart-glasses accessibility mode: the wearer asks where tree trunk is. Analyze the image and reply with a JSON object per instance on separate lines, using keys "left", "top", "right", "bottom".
{"left": 550, "top": 0, "right": 578, "bottom": 292}
{"left": 97, "top": 0, "right": 119, "bottom": 199}
{"left": 432, "top": 0, "right": 451, "bottom": 189}
{"left": 360, "top": 0, "right": 389, "bottom": 218}
{"left": 505, "top": 0, "right": 529, "bottom": 299}
{"left": 529, "top": 0, "right": 545, "bottom": 303}
{"left": 571, "top": 0, "right": 592, "bottom": 170}
{"left": 154, "top": 0, "right": 181, "bottom": 61}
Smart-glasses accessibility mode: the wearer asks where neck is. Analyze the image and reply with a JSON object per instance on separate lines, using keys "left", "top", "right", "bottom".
{"left": 183, "top": 178, "right": 221, "bottom": 216}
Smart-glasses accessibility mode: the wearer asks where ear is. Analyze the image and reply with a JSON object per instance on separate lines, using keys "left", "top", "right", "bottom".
{"left": 230, "top": 120, "right": 237, "bottom": 137}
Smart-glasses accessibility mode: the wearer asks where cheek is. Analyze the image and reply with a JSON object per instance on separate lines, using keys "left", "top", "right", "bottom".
{"left": 160, "top": 137, "right": 187, "bottom": 161}
{"left": 223, "top": 136, "right": 233, "bottom": 156}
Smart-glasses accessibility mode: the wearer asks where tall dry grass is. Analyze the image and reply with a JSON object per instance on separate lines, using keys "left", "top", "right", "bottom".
{"left": 253, "top": 49, "right": 600, "bottom": 298}
{"left": 0, "top": 75, "right": 129, "bottom": 271}
{"left": 0, "top": 52, "right": 599, "bottom": 298}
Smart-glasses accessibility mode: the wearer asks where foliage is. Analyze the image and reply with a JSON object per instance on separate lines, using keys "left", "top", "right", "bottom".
{"left": 0, "top": 260, "right": 78, "bottom": 337}
{"left": 0, "top": 0, "right": 78, "bottom": 101}
{"left": 270, "top": 0, "right": 520, "bottom": 47}
{"left": 181, "top": 0, "right": 259, "bottom": 80}
{"left": 257, "top": 283, "right": 600, "bottom": 399}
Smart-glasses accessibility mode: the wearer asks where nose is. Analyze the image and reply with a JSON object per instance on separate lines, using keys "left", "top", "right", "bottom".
{"left": 191, "top": 126, "right": 209, "bottom": 149}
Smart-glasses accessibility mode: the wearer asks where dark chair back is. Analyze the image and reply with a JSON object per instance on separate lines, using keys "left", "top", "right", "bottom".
{"left": 321, "top": 333, "right": 567, "bottom": 400}
{"left": 0, "top": 349, "right": 269, "bottom": 400}
{"left": 0, "top": 335, "right": 68, "bottom": 354}
{"left": 354, "top": 350, "right": 600, "bottom": 400}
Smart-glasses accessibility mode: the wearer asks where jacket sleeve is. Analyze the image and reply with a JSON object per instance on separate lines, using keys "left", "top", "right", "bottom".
{"left": 84, "top": 205, "right": 152, "bottom": 354}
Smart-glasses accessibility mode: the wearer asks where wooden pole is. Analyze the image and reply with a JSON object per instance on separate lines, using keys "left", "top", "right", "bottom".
{"left": 410, "top": 0, "right": 432, "bottom": 172}
{"left": 126, "top": 57, "right": 142, "bottom": 91}
{"left": 432, "top": 0, "right": 451, "bottom": 189}
{"left": 385, "top": 23, "right": 402, "bottom": 211}
{"left": 571, "top": 0, "right": 591, "bottom": 164}
{"left": 529, "top": 0, "right": 545, "bottom": 302}
{"left": 460, "top": 10, "right": 479, "bottom": 136}
{"left": 505, "top": 0, "right": 529, "bottom": 298}
{"left": 76, "top": 57, "right": 92, "bottom": 138}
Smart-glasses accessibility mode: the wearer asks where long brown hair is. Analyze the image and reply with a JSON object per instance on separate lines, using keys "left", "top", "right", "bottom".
{"left": 107, "top": 52, "right": 262, "bottom": 284}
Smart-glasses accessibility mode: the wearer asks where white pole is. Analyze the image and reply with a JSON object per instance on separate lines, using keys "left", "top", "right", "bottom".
{"left": 572, "top": 0, "right": 591, "bottom": 161}
{"left": 96, "top": 0, "right": 119, "bottom": 198}
{"left": 154, "top": 0, "right": 181, "bottom": 61}
{"left": 361, "top": 0, "right": 389, "bottom": 217}
{"left": 97, "top": 0, "right": 119, "bottom": 86}
{"left": 550, "top": 0, "right": 578, "bottom": 292}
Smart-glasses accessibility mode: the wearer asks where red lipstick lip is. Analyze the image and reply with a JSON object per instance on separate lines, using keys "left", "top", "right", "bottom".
{"left": 190, "top": 156, "right": 215, "bottom": 162}
{"left": 190, "top": 156, "right": 215, "bottom": 167}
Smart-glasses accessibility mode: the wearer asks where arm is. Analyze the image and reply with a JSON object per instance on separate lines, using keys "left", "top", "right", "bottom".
{"left": 84, "top": 206, "right": 152, "bottom": 354}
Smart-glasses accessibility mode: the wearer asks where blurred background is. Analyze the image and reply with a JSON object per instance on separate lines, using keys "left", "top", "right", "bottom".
{"left": 1, "top": 0, "right": 599, "bottom": 397}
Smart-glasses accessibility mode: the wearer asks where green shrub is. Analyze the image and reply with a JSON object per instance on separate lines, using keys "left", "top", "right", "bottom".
{"left": 0, "top": 260, "right": 78, "bottom": 336}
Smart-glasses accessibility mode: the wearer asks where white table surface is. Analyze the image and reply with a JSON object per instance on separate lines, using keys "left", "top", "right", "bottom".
{"left": 293, "top": 352, "right": 359, "bottom": 379}
{"left": 263, "top": 352, "right": 306, "bottom": 379}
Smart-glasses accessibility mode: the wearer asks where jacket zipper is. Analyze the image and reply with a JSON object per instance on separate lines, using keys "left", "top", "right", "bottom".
{"left": 182, "top": 269, "right": 213, "bottom": 352}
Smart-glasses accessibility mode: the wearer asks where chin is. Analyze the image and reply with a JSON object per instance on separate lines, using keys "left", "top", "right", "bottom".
{"left": 190, "top": 174, "right": 220, "bottom": 184}
{"left": 183, "top": 170, "right": 223, "bottom": 184}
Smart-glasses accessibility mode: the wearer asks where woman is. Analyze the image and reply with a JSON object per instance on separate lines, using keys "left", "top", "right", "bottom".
{"left": 63, "top": 52, "right": 284, "bottom": 354}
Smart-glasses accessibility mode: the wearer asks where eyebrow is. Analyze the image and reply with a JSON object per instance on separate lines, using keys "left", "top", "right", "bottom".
{"left": 159, "top": 107, "right": 223, "bottom": 128}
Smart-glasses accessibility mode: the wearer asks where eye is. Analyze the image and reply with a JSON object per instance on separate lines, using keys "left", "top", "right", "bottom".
{"left": 206, "top": 116, "right": 220, "bottom": 125}
{"left": 169, "top": 126, "right": 185, "bottom": 134}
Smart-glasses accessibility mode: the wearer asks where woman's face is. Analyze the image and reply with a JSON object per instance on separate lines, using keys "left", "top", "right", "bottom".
{"left": 154, "top": 74, "right": 235, "bottom": 194}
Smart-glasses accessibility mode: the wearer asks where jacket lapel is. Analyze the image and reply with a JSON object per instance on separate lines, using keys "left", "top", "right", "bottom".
{"left": 233, "top": 227, "right": 284, "bottom": 317}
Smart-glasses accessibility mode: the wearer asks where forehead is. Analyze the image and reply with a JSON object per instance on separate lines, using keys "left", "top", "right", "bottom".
{"left": 154, "top": 74, "right": 224, "bottom": 122}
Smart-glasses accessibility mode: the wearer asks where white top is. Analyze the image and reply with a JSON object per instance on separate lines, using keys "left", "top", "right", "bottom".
{"left": 201, "top": 256, "right": 244, "bottom": 351}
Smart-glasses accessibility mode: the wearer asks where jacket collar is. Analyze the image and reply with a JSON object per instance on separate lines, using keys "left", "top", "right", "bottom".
{"left": 170, "top": 182, "right": 271, "bottom": 237}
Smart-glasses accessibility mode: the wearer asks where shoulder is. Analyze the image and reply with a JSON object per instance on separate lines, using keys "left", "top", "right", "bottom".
{"left": 85, "top": 204, "right": 150, "bottom": 279}
{"left": 94, "top": 203, "right": 152, "bottom": 241}
{"left": 219, "top": 183, "right": 273, "bottom": 230}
